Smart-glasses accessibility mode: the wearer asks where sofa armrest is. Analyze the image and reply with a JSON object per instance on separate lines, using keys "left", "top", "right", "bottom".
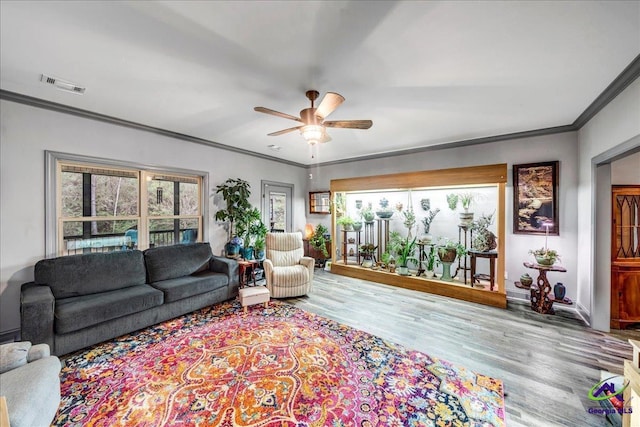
{"left": 20, "top": 283, "right": 55, "bottom": 351}
{"left": 209, "top": 256, "right": 239, "bottom": 288}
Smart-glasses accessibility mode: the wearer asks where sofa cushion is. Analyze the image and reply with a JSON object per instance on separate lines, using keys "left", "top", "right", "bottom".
{"left": 144, "top": 243, "right": 212, "bottom": 283}
{"left": 272, "top": 265, "right": 310, "bottom": 287}
{"left": 35, "top": 250, "right": 146, "bottom": 299}
{"left": 150, "top": 271, "right": 229, "bottom": 303}
{"left": 55, "top": 285, "right": 164, "bottom": 334}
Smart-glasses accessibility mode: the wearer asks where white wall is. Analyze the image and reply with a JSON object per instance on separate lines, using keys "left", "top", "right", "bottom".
{"left": 307, "top": 131, "right": 580, "bottom": 302}
{"left": 612, "top": 151, "right": 640, "bottom": 184}
{"left": 577, "top": 78, "right": 640, "bottom": 331}
{"left": 0, "top": 100, "right": 307, "bottom": 335}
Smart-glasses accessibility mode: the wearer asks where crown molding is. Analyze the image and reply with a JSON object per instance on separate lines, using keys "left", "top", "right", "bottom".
{"left": 2, "top": 53, "right": 638, "bottom": 170}
{"left": 573, "top": 53, "right": 640, "bottom": 129}
{"left": 0, "top": 90, "right": 306, "bottom": 168}
{"left": 310, "top": 125, "right": 576, "bottom": 168}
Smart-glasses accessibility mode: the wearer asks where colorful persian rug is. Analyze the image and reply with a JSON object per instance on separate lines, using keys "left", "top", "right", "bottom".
{"left": 55, "top": 301, "right": 505, "bottom": 426}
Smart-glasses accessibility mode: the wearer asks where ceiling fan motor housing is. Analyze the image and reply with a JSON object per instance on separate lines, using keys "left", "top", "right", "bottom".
{"left": 300, "top": 108, "right": 321, "bottom": 125}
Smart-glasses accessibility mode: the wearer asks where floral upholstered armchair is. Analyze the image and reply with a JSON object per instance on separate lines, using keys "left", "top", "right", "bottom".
{"left": 263, "top": 232, "right": 314, "bottom": 298}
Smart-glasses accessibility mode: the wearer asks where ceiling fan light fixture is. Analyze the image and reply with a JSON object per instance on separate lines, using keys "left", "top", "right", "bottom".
{"left": 300, "top": 125, "right": 324, "bottom": 145}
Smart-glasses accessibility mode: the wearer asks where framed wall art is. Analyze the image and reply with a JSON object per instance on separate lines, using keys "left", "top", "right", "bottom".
{"left": 513, "top": 161, "right": 559, "bottom": 235}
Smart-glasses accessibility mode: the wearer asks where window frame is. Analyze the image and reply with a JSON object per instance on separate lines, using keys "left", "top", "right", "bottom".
{"left": 46, "top": 151, "right": 209, "bottom": 257}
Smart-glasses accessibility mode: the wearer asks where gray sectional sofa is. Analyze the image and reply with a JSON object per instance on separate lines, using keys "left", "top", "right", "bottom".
{"left": 21, "top": 242, "right": 239, "bottom": 355}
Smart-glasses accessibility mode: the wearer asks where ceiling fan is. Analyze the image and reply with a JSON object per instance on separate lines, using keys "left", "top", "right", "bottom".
{"left": 254, "top": 90, "right": 373, "bottom": 145}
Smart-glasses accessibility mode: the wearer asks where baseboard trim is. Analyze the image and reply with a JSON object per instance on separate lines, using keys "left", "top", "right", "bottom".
{"left": 0, "top": 328, "right": 20, "bottom": 344}
{"left": 506, "top": 289, "right": 529, "bottom": 301}
{"left": 577, "top": 302, "right": 591, "bottom": 326}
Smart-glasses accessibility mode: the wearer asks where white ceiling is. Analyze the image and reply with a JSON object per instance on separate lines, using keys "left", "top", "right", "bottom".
{"left": 1, "top": 1, "right": 639, "bottom": 166}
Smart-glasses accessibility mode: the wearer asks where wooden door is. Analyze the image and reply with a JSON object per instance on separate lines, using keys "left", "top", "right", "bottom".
{"left": 611, "top": 186, "right": 640, "bottom": 329}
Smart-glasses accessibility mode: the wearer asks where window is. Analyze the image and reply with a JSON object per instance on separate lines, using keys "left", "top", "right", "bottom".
{"left": 48, "top": 153, "right": 206, "bottom": 257}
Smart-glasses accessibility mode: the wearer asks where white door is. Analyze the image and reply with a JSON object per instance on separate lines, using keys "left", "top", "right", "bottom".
{"left": 261, "top": 181, "right": 293, "bottom": 232}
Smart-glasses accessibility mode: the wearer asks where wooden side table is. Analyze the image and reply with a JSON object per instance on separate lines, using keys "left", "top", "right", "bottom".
{"left": 0, "top": 396, "right": 9, "bottom": 427}
{"left": 523, "top": 261, "right": 567, "bottom": 314}
{"left": 237, "top": 259, "right": 258, "bottom": 287}
{"left": 470, "top": 249, "right": 498, "bottom": 290}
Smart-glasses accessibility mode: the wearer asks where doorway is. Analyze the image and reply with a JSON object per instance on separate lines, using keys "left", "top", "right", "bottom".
{"left": 610, "top": 185, "right": 640, "bottom": 329}
{"left": 261, "top": 181, "right": 293, "bottom": 232}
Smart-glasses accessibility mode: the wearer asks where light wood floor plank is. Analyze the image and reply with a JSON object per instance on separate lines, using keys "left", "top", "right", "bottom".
{"left": 285, "top": 270, "right": 640, "bottom": 427}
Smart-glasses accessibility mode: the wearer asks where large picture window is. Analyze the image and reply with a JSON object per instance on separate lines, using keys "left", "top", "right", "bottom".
{"left": 49, "top": 153, "right": 206, "bottom": 257}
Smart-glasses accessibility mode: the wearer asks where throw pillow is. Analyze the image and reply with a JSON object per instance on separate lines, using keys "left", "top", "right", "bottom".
{"left": 0, "top": 341, "right": 32, "bottom": 374}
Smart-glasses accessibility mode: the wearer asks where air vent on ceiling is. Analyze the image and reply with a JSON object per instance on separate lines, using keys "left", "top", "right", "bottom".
{"left": 40, "top": 74, "right": 86, "bottom": 95}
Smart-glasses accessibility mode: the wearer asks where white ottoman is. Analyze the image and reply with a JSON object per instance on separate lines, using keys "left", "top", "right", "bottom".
{"left": 238, "top": 286, "right": 270, "bottom": 313}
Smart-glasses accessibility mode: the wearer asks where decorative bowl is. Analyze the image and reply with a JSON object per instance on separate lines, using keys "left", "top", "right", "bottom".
{"left": 376, "top": 210, "right": 394, "bottom": 219}
{"left": 535, "top": 255, "right": 555, "bottom": 266}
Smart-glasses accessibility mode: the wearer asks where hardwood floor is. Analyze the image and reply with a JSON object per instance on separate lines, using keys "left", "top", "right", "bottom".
{"left": 286, "top": 270, "right": 639, "bottom": 427}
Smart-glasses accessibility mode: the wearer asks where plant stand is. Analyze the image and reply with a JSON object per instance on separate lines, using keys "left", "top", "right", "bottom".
{"left": 364, "top": 221, "right": 375, "bottom": 245}
{"left": 455, "top": 225, "right": 473, "bottom": 284}
{"left": 341, "top": 230, "right": 361, "bottom": 265}
{"left": 417, "top": 243, "right": 435, "bottom": 277}
{"left": 523, "top": 261, "right": 568, "bottom": 314}
{"left": 441, "top": 261, "right": 454, "bottom": 281}
{"left": 375, "top": 218, "right": 391, "bottom": 261}
{"left": 470, "top": 249, "right": 498, "bottom": 290}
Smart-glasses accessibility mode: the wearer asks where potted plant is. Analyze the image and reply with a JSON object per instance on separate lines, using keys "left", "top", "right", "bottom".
{"left": 437, "top": 238, "right": 466, "bottom": 281}
{"left": 529, "top": 247, "right": 560, "bottom": 266}
{"left": 352, "top": 220, "right": 363, "bottom": 232}
{"left": 376, "top": 197, "right": 394, "bottom": 219}
{"left": 309, "top": 224, "right": 330, "bottom": 259}
{"left": 361, "top": 203, "right": 375, "bottom": 223}
{"left": 215, "top": 178, "right": 253, "bottom": 257}
{"left": 423, "top": 245, "right": 439, "bottom": 278}
{"left": 249, "top": 218, "right": 268, "bottom": 260}
{"left": 380, "top": 251, "right": 391, "bottom": 270}
{"left": 393, "top": 236, "right": 418, "bottom": 276}
{"left": 359, "top": 243, "right": 378, "bottom": 268}
{"left": 234, "top": 207, "right": 263, "bottom": 259}
{"left": 253, "top": 235, "right": 266, "bottom": 260}
{"left": 446, "top": 192, "right": 476, "bottom": 226}
{"left": 419, "top": 199, "right": 440, "bottom": 243}
{"left": 471, "top": 212, "right": 497, "bottom": 252}
{"left": 401, "top": 207, "right": 416, "bottom": 238}
{"left": 337, "top": 216, "right": 355, "bottom": 231}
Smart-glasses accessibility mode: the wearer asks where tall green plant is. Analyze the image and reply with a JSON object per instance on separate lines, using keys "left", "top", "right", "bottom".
{"left": 214, "top": 178, "right": 252, "bottom": 241}
{"left": 235, "top": 207, "right": 263, "bottom": 247}
{"left": 388, "top": 232, "right": 418, "bottom": 268}
{"left": 310, "top": 224, "right": 330, "bottom": 258}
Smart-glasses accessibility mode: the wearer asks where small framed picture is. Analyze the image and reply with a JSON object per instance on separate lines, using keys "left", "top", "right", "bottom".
{"left": 513, "top": 161, "right": 559, "bottom": 235}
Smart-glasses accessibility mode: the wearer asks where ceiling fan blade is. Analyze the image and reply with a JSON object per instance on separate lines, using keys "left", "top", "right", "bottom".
{"left": 315, "top": 92, "right": 345, "bottom": 119}
{"left": 267, "top": 126, "right": 303, "bottom": 136}
{"left": 254, "top": 107, "right": 302, "bottom": 122}
{"left": 323, "top": 120, "right": 373, "bottom": 129}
